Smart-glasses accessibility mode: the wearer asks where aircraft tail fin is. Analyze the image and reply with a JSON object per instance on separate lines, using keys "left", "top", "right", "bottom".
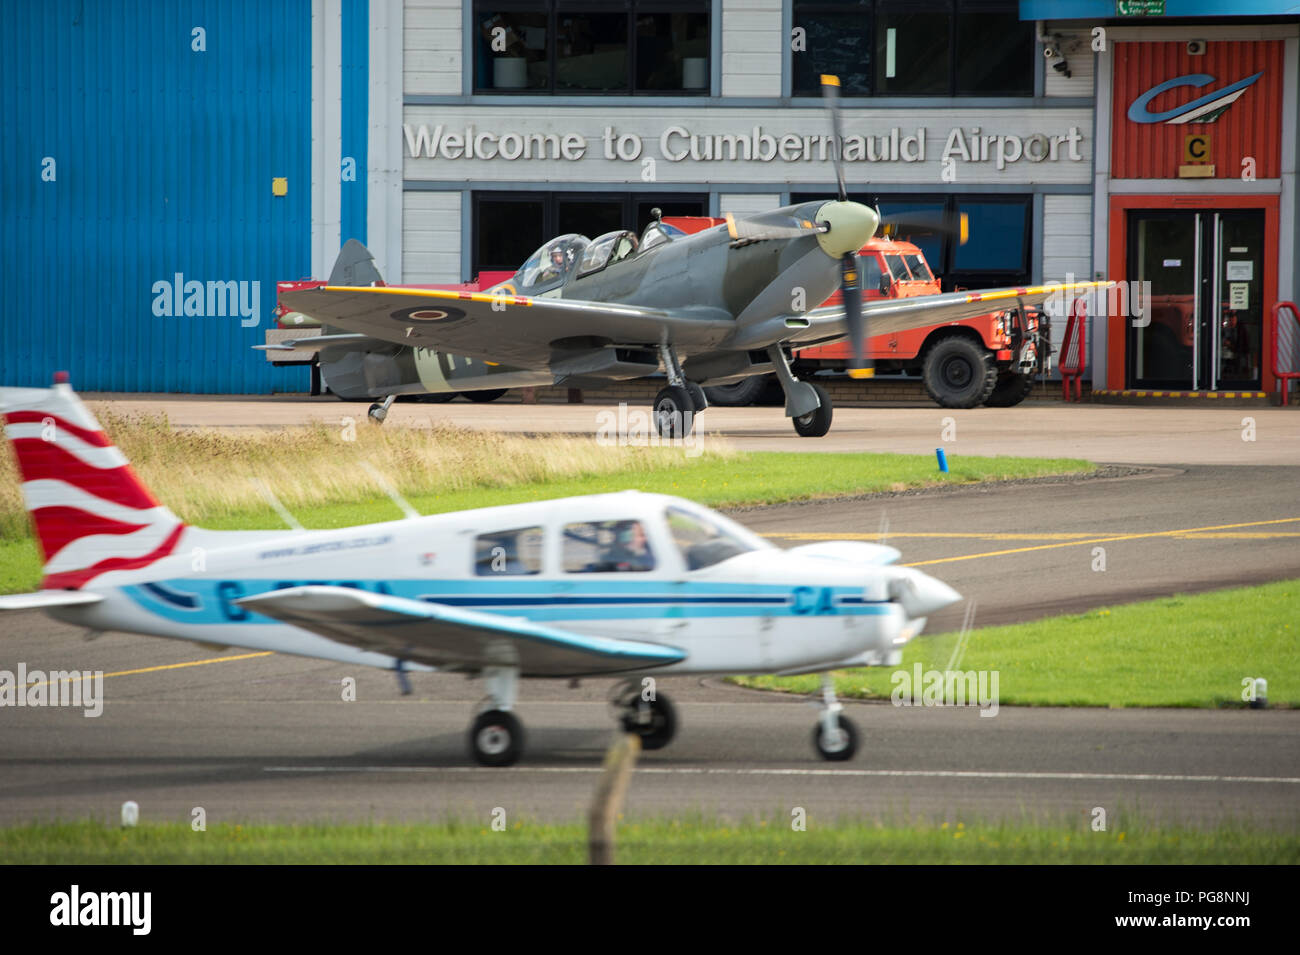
{"left": 0, "top": 375, "right": 187, "bottom": 590}
{"left": 328, "top": 239, "right": 385, "bottom": 287}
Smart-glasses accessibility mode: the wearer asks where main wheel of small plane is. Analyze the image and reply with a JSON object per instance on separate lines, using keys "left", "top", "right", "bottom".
{"left": 468, "top": 709, "right": 525, "bottom": 767}
{"left": 367, "top": 402, "right": 388, "bottom": 424}
{"left": 684, "top": 381, "right": 708, "bottom": 413}
{"left": 653, "top": 385, "right": 695, "bottom": 439}
{"left": 812, "top": 713, "right": 858, "bottom": 761}
{"left": 621, "top": 694, "right": 677, "bottom": 750}
{"left": 792, "top": 382, "right": 833, "bottom": 438}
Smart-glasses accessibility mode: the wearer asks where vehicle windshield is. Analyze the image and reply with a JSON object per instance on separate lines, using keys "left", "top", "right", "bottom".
{"left": 903, "top": 254, "right": 933, "bottom": 282}
{"left": 665, "top": 505, "right": 768, "bottom": 570}
{"left": 885, "top": 254, "right": 911, "bottom": 283}
{"left": 513, "top": 234, "right": 590, "bottom": 294}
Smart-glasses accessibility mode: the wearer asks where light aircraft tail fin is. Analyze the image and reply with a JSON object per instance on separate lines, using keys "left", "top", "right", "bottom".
{"left": 328, "top": 239, "right": 385, "bottom": 287}
{"left": 0, "top": 374, "right": 187, "bottom": 590}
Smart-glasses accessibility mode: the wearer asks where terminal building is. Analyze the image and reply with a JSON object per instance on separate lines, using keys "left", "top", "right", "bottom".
{"left": 5, "top": 0, "right": 1298, "bottom": 398}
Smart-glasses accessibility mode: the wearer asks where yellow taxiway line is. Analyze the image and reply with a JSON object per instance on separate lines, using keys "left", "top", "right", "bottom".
{"left": 20, "top": 651, "right": 274, "bottom": 689}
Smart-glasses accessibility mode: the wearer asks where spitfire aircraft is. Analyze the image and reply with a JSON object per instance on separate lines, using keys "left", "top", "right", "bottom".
{"left": 0, "top": 376, "right": 961, "bottom": 765}
{"left": 267, "top": 76, "right": 1107, "bottom": 438}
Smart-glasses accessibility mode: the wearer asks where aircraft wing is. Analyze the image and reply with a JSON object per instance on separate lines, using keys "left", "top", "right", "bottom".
{"left": 236, "top": 586, "right": 687, "bottom": 677}
{"left": 277, "top": 285, "right": 735, "bottom": 368}
{"left": 789, "top": 280, "right": 1111, "bottom": 345}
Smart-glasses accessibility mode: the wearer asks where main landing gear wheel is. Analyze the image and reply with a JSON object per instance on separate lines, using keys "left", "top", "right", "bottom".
{"left": 621, "top": 694, "right": 678, "bottom": 750}
{"left": 368, "top": 402, "right": 388, "bottom": 423}
{"left": 812, "top": 713, "right": 858, "bottom": 761}
{"left": 792, "top": 382, "right": 833, "bottom": 437}
{"left": 653, "top": 385, "right": 696, "bottom": 439}
{"left": 684, "top": 381, "right": 707, "bottom": 413}
{"left": 468, "top": 709, "right": 524, "bottom": 767}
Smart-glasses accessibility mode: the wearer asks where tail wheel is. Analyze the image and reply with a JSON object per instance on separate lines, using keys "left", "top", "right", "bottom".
{"left": 812, "top": 713, "right": 858, "bottom": 761}
{"left": 621, "top": 694, "right": 678, "bottom": 750}
{"left": 983, "top": 372, "right": 1036, "bottom": 408}
{"left": 792, "top": 382, "right": 833, "bottom": 437}
{"left": 468, "top": 709, "right": 524, "bottom": 767}
{"left": 922, "top": 336, "right": 998, "bottom": 409}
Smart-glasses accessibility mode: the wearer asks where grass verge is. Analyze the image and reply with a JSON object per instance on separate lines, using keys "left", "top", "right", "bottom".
{"left": 0, "top": 410, "right": 1092, "bottom": 593}
{"left": 734, "top": 579, "right": 1300, "bottom": 708}
{"left": 2, "top": 816, "right": 1296, "bottom": 864}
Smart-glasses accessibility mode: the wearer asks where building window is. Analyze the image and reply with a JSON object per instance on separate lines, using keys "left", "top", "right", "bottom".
{"left": 474, "top": 2, "right": 709, "bottom": 94}
{"left": 793, "top": 0, "right": 1032, "bottom": 97}
{"left": 472, "top": 191, "right": 706, "bottom": 274}
{"left": 791, "top": 192, "right": 1031, "bottom": 291}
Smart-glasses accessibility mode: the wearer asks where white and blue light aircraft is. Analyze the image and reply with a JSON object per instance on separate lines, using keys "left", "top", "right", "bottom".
{"left": 0, "top": 376, "right": 960, "bottom": 765}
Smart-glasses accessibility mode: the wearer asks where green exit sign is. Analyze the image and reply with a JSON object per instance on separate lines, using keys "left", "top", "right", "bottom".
{"left": 1118, "top": 0, "right": 1166, "bottom": 13}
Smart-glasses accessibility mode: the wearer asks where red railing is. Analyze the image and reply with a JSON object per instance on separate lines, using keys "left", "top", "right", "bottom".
{"left": 1059, "top": 298, "right": 1087, "bottom": 402}
{"left": 1273, "top": 301, "right": 1300, "bottom": 406}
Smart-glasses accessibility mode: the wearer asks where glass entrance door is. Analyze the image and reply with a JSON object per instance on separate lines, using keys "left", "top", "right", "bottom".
{"left": 1127, "top": 209, "right": 1264, "bottom": 390}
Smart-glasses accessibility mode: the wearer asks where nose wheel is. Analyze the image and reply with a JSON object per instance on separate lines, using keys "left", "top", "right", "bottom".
{"left": 813, "top": 672, "right": 858, "bottom": 761}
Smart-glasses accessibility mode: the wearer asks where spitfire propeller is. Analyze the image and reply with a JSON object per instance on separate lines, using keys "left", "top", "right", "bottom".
{"left": 820, "top": 74, "right": 872, "bottom": 377}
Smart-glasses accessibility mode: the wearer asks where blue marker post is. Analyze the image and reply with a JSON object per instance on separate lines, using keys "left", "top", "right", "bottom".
{"left": 936, "top": 448, "right": 949, "bottom": 473}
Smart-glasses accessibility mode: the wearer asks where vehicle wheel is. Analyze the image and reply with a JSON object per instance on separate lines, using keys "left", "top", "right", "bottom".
{"left": 653, "top": 385, "right": 695, "bottom": 439}
{"left": 792, "top": 382, "right": 832, "bottom": 438}
{"left": 367, "top": 402, "right": 388, "bottom": 424}
{"left": 621, "top": 694, "right": 677, "bottom": 750}
{"left": 468, "top": 709, "right": 524, "bottom": 767}
{"left": 922, "top": 336, "right": 998, "bottom": 409}
{"left": 812, "top": 713, "right": 858, "bottom": 761}
{"left": 983, "top": 372, "right": 1036, "bottom": 408}
{"left": 703, "top": 376, "right": 768, "bottom": 407}
{"left": 463, "top": 389, "right": 508, "bottom": 403}
{"left": 684, "top": 381, "right": 708, "bottom": 412}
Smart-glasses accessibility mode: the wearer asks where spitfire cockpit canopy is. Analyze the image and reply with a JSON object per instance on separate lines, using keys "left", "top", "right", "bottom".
{"left": 578, "top": 230, "right": 639, "bottom": 277}
{"left": 513, "top": 234, "right": 590, "bottom": 294}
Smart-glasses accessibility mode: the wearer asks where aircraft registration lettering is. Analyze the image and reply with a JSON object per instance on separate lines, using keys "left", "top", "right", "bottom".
{"left": 791, "top": 586, "right": 836, "bottom": 615}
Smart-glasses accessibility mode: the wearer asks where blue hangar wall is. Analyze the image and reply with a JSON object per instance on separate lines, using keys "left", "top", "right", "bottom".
{"left": 1, "top": 0, "right": 369, "bottom": 393}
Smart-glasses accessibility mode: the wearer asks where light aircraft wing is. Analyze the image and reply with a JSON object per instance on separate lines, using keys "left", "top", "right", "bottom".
{"left": 0, "top": 590, "right": 105, "bottom": 611}
{"left": 236, "top": 586, "right": 686, "bottom": 677}
{"left": 277, "top": 285, "right": 734, "bottom": 367}
{"left": 790, "top": 280, "right": 1111, "bottom": 345}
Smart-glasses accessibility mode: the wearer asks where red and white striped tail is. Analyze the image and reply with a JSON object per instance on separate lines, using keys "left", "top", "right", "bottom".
{"left": 1, "top": 375, "right": 186, "bottom": 589}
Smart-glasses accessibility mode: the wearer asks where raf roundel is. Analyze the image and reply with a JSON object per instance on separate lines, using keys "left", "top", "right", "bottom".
{"left": 391, "top": 304, "right": 468, "bottom": 325}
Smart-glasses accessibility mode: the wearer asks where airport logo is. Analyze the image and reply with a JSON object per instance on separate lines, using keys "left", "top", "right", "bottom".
{"left": 1127, "top": 71, "right": 1264, "bottom": 125}
{"left": 0, "top": 663, "right": 103, "bottom": 717}
{"left": 891, "top": 664, "right": 999, "bottom": 718}
{"left": 49, "top": 885, "right": 151, "bottom": 935}
{"left": 595, "top": 402, "right": 705, "bottom": 457}
{"left": 151, "top": 274, "right": 262, "bottom": 327}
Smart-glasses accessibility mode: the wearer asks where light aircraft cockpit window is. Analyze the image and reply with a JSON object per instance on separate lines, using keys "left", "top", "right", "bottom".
{"left": 665, "top": 506, "right": 762, "bottom": 571}
{"left": 885, "top": 254, "right": 911, "bottom": 283}
{"left": 578, "top": 230, "right": 639, "bottom": 277}
{"left": 563, "top": 520, "right": 655, "bottom": 573}
{"left": 639, "top": 221, "right": 685, "bottom": 252}
{"left": 474, "top": 526, "right": 544, "bottom": 576}
{"left": 513, "top": 234, "right": 591, "bottom": 294}
{"left": 903, "top": 254, "right": 933, "bottom": 282}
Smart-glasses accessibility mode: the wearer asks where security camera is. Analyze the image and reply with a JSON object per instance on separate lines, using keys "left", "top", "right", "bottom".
{"left": 1187, "top": 39, "right": 1206, "bottom": 55}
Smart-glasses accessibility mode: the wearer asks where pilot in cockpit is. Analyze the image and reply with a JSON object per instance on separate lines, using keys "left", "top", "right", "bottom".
{"left": 538, "top": 246, "right": 571, "bottom": 284}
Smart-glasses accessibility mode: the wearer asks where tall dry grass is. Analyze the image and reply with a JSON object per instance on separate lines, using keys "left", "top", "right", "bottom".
{"left": 0, "top": 408, "right": 732, "bottom": 538}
